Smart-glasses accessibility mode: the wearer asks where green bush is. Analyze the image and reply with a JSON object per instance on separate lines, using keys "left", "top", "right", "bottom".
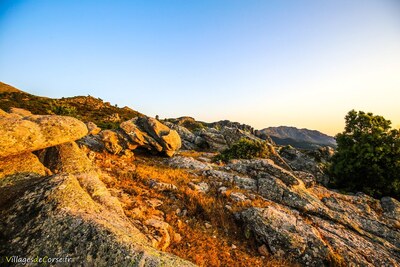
{"left": 49, "top": 103, "right": 77, "bottom": 116}
{"left": 214, "top": 138, "right": 271, "bottom": 162}
{"left": 97, "top": 121, "right": 120, "bottom": 130}
{"left": 330, "top": 110, "right": 400, "bottom": 199}
{"left": 182, "top": 120, "right": 206, "bottom": 133}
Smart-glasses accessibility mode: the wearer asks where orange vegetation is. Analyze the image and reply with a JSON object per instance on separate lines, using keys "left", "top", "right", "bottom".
{"left": 92, "top": 152, "right": 293, "bottom": 267}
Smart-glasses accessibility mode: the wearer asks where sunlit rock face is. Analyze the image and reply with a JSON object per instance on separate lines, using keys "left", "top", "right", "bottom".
{"left": 120, "top": 117, "right": 181, "bottom": 157}
{"left": 0, "top": 108, "right": 88, "bottom": 158}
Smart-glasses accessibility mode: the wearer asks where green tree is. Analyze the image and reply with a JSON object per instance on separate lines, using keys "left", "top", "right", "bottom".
{"left": 330, "top": 110, "right": 400, "bottom": 199}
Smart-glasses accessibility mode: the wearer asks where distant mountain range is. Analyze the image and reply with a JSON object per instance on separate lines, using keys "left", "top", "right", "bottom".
{"left": 259, "top": 126, "right": 336, "bottom": 150}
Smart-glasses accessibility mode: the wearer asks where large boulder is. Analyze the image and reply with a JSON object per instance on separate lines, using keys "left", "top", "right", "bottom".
{"left": 121, "top": 117, "right": 181, "bottom": 157}
{"left": 0, "top": 110, "right": 88, "bottom": 158}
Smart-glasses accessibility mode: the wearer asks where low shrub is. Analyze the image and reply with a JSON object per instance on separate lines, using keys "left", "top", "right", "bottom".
{"left": 97, "top": 121, "right": 120, "bottom": 130}
{"left": 49, "top": 103, "right": 77, "bottom": 116}
{"left": 182, "top": 120, "right": 206, "bottom": 133}
{"left": 214, "top": 138, "right": 271, "bottom": 162}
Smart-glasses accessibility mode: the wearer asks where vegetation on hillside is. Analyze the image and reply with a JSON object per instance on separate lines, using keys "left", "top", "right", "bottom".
{"left": 330, "top": 110, "right": 400, "bottom": 199}
{"left": 0, "top": 91, "right": 142, "bottom": 129}
{"left": 214, "top": 138, "right": 272, "bottom": 162}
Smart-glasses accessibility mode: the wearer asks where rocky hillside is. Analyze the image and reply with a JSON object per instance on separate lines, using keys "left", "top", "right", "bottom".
{"left": 0, "top": 82, "right": 142, "bottom": 129}
{"left": 0, "top": 82, "right": 399, "bottom": 266}
{"left": 260, "top": 126, "right": 337, "bottom": 149}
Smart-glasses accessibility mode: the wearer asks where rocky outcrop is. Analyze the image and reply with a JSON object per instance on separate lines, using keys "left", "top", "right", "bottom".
{"left": 121, "top": 117, "right": 181, "bottom": 157}
{"left": 0, "top": 112, "right": 194, "bottom": 266}
{"left": 237, "top": 202, "right": 400, "bottom": 266}
{"left": 189, "top": 157, "right": 400, "bottom": 266}
{"left": 208, "top": 120, "right": 255, "bottom": 134}
{"left": 165, "top": 120, "right": 274, "bottom": 153}
{"left": 78, "top": 117, "right": 182, "bottom": 157}
{"left": 163, "top": 120, "right": 293, "bottom": 169}
{"left": 192, "top": 126, "right": 265, "bottom": 152}
{"left": 194, "top": 127, "right": 228, "bottom": 151}
{"left": 0, "top": 109, "right": 88, "bottom": 158}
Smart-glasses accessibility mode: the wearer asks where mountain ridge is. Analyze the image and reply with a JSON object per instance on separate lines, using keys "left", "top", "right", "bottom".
{"left": 260, "top": 126, "right": 336, "bottom": 149}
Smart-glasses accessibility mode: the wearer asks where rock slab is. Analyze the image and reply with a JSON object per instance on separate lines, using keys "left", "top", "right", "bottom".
{"left": 121, "top": 117, "right": 181, "bottom": 157}
{"left": 0, "top": 110, "right": 88, "bottom": 158}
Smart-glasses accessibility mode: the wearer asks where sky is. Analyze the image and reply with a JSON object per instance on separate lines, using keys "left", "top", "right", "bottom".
{"left": 1, "top": 0, "right": 400, "bottom": 135}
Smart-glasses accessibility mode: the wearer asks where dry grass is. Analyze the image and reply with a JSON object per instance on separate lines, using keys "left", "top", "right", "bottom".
{"left": 178, "top": 150, "right": 204, "bottom": 159}
{"left": 92, "top": 152, "right": 293, "bottom": 267}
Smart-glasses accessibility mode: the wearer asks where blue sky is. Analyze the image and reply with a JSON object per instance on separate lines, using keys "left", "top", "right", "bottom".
{"left": 1, "top": 0, "right": 400, "bottom": 135}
